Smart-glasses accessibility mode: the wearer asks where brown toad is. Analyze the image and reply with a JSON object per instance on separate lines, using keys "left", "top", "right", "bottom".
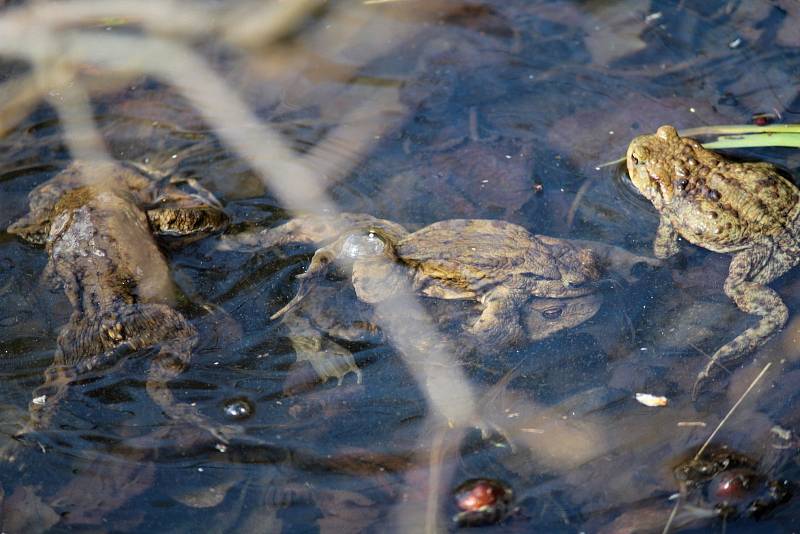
{"left": 9, "top": 160, "right": 229, "bottom": 244}
{"left": 5, "top": 161, "right": 235, "bottom": 455}
{"left": 627, "top": 125, "right": 800, "bottom": 395}
{"left": 256, "top": 215, "right": 604, "bottom": 347}
{"left": 225, "top": 213, "right": 656, "bottom": 383}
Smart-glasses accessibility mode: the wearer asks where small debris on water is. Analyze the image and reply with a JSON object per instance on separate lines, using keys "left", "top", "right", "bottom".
{"left": 645, "top": 12, "right": 662, "bottom": 23}
{"left": 635, "top": 393, "right": 668, "bottom": 407}
{"left": 728, "top": 37, "right": 742, "bottom": 49}
{"left": 533, "top": 181, "right": 544, "bottom": 194}
{"left": 677, "top": 421, "right": 707, "bottom": 427}
{"left": 32, "top": 395, "right": 46, "bottom": 406}
{"left": 771, "top": 425, "right": 792, "bottom": 441}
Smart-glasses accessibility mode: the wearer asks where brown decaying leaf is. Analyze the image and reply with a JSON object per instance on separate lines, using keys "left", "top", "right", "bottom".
{"left": 0, "top": 485, "right": 60, "bottom": 533}
{"left": 49, "top": 458, "right": 155, "bottom": 526}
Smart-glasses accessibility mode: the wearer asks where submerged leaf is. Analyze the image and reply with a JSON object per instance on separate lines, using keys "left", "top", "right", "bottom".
{"left": 1, "top": 485, "right": 60, "bottom": 534}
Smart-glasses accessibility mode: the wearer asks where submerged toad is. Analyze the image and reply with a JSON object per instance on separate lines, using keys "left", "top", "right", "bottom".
{"left": 626, "top": 125, "right": 800, "bottom": 395}
{"left": 226, "top": 213, "right": 656, "bottom": 383}
{"left": 9, "top": 160, "right": 229, "bottom": 244}
{"left": 5, "top": 162, "right": 235, "bottom": 454}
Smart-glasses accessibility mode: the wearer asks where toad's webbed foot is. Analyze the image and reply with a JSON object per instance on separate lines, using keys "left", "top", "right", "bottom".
{"left": 285, "top": 313, "right": 363, "bottom": 386}
{"left": 570, "top": 239, "right": 662, "bottom": 284}
{"left": 654, "top": 217, "right": 681, "bottom": 259}
{"left": 468, "top": 287, "right": 524, "bottom": 348}
{"left": 147, "top": 342, "right": 243, "bottom": 444}
{"left": 692, "top": 251, "right": 788, "bottom": 398}
{"left": 271, "top": 245, "right": 337, "bottom": 320}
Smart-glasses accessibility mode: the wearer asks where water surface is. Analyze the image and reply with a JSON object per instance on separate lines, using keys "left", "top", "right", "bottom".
{"left": 2, "top": 1, "right": 800, "bottom": 532}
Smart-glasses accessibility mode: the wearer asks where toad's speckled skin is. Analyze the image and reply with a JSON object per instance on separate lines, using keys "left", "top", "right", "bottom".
{"left": 231, "top": 213, "right": 655, "bottom": 382}
{"left": 5, "top": 162, "right": 234, "bottom": 456}
{"left": 251, "top": 214, "right": 604, "bottom": 347}
{"left": 627, "top": 125, "right": 800, "bottom": 395}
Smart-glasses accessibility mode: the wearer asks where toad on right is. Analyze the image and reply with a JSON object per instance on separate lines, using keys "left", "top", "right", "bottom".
{"left": 626, "top": 125, "right": 800, "bottom": 396}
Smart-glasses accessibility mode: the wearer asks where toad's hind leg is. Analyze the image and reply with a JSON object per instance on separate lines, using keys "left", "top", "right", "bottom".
{"left": 284, "top": 314, "right": 362, "bottom": 387}
{"left": 693, "top": 248, "right": 789, "bottom": 397}
{"left": 147, "top": 338, "right": 243, "bottom": 444}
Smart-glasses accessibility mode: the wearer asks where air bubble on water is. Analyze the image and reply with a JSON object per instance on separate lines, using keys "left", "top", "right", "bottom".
{"left": 341, "top": 232, "right": 385, "bottom": 259}
{"left": 222, "top": 397, "right": 255, "bottom": 420}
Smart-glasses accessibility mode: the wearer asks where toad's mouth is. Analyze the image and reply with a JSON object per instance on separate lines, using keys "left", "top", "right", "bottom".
{"left": 7, "top": 214, "right": 50, "bottom": 245}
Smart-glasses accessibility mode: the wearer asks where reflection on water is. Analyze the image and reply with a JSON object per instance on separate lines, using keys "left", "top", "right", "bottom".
{"left": 2, "top": 0, "right": 800, "bottom": 532}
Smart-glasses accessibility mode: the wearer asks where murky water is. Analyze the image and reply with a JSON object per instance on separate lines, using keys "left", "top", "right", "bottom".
{"left": 2, "top": 0, "right": 800, "bottom": 532}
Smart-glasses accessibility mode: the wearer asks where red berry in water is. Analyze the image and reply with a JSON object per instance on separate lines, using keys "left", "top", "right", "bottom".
{"left": 457, "top": 481, "right": 496, "bottom": 511}
{"left": 452, "top": 478, "right": 513, "bottom": 527}
{"left": 710, "top": 469, "right": 755, "bottom": 504}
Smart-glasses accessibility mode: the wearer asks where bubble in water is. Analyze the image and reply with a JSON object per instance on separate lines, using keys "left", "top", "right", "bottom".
{"left": 341, "top": 232, "right": 385, "bottom": 259}
{"left": 222, "top": 397, "right": 254, "bottom": 420}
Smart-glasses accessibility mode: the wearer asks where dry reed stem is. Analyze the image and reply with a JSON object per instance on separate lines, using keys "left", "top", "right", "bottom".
{"left": 693, "top": 362, "right": 772, "bottom": 460}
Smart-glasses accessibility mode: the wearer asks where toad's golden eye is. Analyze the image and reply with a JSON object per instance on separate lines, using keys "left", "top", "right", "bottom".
{"left": 542, "top": 307, "right": 563, "bottom": 320}
{"left": 630, "top": 147, "right": 649, "bottom": 165}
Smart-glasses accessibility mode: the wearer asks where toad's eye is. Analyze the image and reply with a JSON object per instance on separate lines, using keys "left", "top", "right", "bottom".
{"left": 630, "top": 147, "right": 649, "bottom": 165}
{"left": 542, "top": 307, "right": 563, "bottom": 320}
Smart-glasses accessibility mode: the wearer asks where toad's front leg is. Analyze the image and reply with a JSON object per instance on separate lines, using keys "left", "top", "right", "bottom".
{"left": 654, "top": 216, "right": 681, "bottom": 259}
{"left": 693, "top": 249, "right": 788, "bottom": 397}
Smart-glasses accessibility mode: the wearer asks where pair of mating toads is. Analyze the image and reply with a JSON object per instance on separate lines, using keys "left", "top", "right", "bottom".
{"left": 255, "top": 125, "right": 799, "bottom": 397}
{"left": 5, "top": 125, "right": 799, "bottom": 448}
